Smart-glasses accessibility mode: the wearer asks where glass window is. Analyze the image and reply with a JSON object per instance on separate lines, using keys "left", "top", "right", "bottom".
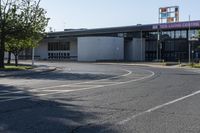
{"left": 48, "top": 42, "right": 70, "bottom": 51}
{"left": 149, "top": 32, "right": 158, "bottom": 39}
{"left": 189, "top": 30, "right": 198, "bottom": 39}
{"left": 162, "top": 31, "right": 170, "bottom": 39}
{"left": 161, "top": 31, "right": 175, "bottom": 39}
{"left": 170, "top": 31, "right": 175, "bottom": 39}
{"left": 175, "top": 30, "right": 181, "bottom": 38}
{"left": 181, "top": 30, "right": 187, "bottom": 38}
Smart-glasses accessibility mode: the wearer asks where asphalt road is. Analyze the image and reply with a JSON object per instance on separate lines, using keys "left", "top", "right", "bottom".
{"left": 0, "top": 61, "right": 200, "bottom": 133}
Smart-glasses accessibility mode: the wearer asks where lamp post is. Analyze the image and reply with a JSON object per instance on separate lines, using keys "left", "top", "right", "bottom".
{"left": 188, "top": 15, "right": 191, "bottom": 64}
{"left": 157, "top": 27, "right": 160, "bottom": 61}
{"left": 32, "top": 47, "right": 35, "bottom": 66}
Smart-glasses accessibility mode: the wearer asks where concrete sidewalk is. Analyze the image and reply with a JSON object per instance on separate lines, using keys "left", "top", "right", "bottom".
{"left": 0, "top": 66, "right": 56, "bottom": 77}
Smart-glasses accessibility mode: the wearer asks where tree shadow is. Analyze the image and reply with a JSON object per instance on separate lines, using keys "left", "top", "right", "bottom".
{"left": 0, "top": 85, "right": 119, "bottom": 133}
{"left": 6, "top": 70, "right": 115, "bottom": 81}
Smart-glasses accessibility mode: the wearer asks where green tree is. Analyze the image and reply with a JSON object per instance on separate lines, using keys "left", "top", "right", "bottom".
{"left": 0, "top": 0, "right": 49, "bottom": 68}
{"left": 6, "top": 35, "right": 43, "bottom": 66}
{"left": 6, "top": 0, "right": 49, "bottom": 66}
{"left": 198, "top": 30, "right": 200, "bottom": 38}
{"left": 6, "top": 38, "right": 31, "bottom": 66}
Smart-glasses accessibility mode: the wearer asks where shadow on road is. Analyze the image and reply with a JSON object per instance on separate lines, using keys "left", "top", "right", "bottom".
{"left": 0, "top": 85, "right": 118, "bottom": 133}
{"left": 4, "top": 71, "right": 115, "bottom": 81}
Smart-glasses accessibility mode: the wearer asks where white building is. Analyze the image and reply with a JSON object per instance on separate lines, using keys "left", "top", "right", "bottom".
{"left": 31, "top": 21, "right": 200, "bottom": 62}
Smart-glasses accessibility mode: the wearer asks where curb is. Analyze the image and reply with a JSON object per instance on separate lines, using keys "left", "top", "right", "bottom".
{"left": 96, "top": 62, "right": 200, "bottom": 72}
{"left": 0, "top": 67, "right": 57, "bottom": 78}
{"left": 95, "top": 62, "right": 180, "bottom": 69}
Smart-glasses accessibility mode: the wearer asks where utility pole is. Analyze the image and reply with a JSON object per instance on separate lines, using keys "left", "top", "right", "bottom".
{"left": 32, "top": 48, "right": 35, "bottom": 66}
{"left": 157, "top": 8, "right": 160, "bottom": 61}
{"left": 0, "top": 0, "right": 1, "bottom": 41}
{"left": 157, "top": 27, "right": 160, "bottom": 61}
{"left": 188, "top": 15, "right": 191, "bottom": 64}
{"left": 0, "top": 0, "right": 3, "bottom": 68}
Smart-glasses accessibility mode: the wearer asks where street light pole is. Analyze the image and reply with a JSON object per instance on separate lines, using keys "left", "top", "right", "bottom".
{"left": 157, "top": 27, "right": 160, "bottom": 61}
{"left": 141, "top": 30, "right": 143, "bottom": 61}
{"left": 189, "top": 15, "right": 191, "bottom": 64}
{"left": 32, "top": 47, "right": 35, "bottom": 66}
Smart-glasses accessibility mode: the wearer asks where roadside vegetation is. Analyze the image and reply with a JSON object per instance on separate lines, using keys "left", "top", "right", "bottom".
{"left": 0, "top": 0, "right": 49, "bottom": 68}
{"left": 189, "top": 63, "right": 200, "bottom": 68}
{"left": 0, "top": 64, "right": 33, "bottom": 71}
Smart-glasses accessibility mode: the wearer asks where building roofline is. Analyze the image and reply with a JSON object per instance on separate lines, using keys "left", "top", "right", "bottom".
{"left": 47, "top": 20, "right": 200, "bottom": 37}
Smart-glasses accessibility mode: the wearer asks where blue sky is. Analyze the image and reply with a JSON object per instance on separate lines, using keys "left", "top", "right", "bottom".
{"left": 40, "top": 0, "right": 200, "bottom": 31}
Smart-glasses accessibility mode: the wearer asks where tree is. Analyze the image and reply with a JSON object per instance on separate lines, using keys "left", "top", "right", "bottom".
{"left": 6, "top": 0, "right": 49, "bottom": 66}
{"left": 0, "top": 0, "right": 49, "bottom": 68}
{"left": 6, "top": 38, "right": 30, "bottom": 66}
{"left": 6, "top": 33, "right": 44, "bottom": 66}
{"left": 6, "top": 35, "right": 42, "bottom": 66}
{"left": 198, "top": 30, "right": 200, "bottom": 38}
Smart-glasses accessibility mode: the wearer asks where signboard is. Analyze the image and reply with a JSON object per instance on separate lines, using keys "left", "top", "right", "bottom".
{"left": 152, "top": 21, "right": 200, "bottom": 30}
{"left": 159, "top": 6, "right": 179, "bottom": 23}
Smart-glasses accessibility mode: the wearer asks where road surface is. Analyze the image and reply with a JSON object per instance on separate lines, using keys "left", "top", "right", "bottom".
{"left": 0, "top": 62, "right": 200, "bottom": 133}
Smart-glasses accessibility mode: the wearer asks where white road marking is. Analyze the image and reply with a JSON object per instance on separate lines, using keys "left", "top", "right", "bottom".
{"left": 0, "top": 91, "right": 24, "bottom": 96}
{"left": 118, "top": 89, "right": 200, "bottom": 125}
{"left": 0, "top": 69, "right": 130, "bottom": 86}
{"left": 0, "top": 69, "right": 132, "bottom": 96}
{"left": 0, "top": 69, "right": 154, "bottom": 103}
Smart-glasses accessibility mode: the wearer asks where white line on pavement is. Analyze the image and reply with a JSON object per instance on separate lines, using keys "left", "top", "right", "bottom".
{"left": 0, "top": 69, "right": 154, "bottom": 103}
{"left": 0, "top": 69, "right": 132, "bottom": 96}
{"left": 118, "top": 89, "right": 200, "bottom": 125}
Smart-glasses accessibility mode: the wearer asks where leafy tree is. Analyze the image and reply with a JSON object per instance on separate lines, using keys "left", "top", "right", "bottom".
{"left": 6, "top": 0, "right": 49, "bottom": 66}
{"left": 198, "top": 30, "right": 200, "bottom": 38}
{"left": 6, "top": 38, "right": 30, "bottom": 66}
{"left": 6, "top": 35, "right": 42, "bottom": 66}
{"left": 0, "top": 0, "right": 49, "bottom": 68}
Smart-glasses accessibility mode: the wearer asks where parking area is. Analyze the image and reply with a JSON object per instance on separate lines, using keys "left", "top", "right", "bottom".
{"left": 0, "top": 62, "right": 200, "bottom": 133}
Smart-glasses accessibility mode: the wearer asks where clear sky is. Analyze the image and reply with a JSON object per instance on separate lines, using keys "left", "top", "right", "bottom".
{"left": 40, "top": 0, "right": 200, "bottom": 31}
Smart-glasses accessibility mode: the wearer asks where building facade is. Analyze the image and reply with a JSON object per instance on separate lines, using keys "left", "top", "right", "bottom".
{"left": 34, "top": 20, "right": 200, "bottom": 62}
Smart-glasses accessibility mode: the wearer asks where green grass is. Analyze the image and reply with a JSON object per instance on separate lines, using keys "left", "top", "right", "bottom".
{"left": 0, "top": 65, "right": 33, "bottom": 71}
{"left": 192, "top": 63, "right": 200, "bottom": 68}
{"left": 187, "top": 63, "right": 200, "bottom": 68}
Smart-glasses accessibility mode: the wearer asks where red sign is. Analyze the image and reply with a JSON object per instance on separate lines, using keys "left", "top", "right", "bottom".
{"left": 160, "top": 8, "right": 167, "bottom": 12}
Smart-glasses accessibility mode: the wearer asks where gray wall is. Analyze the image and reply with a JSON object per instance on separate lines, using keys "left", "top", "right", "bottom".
{"left": 125, "top": 38, "right": 145, "bottom": 61}
{"left": 78, "top": 37, "right": 124, "bottom": 61}
{"left": 35, "top": 42, "right": 48, "bottom": 59}
{"left": 70, "top": 40, "right": 78, "bottom": 58}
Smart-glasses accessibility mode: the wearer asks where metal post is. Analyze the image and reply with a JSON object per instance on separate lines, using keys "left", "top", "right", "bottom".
{"left": 157, "top": 8, "right": 160, "bottom": 61}
{"left": 0, "top": 0, "right": 1, "bottom": 45}
{"left": 189, "top": 15, "right": 191, "bottom": 64}
{"left": 32, "top": 48, "right": 35, "bottom": 66}
{"left": 157, "top": 28, "right": 160, "bottom": 61}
